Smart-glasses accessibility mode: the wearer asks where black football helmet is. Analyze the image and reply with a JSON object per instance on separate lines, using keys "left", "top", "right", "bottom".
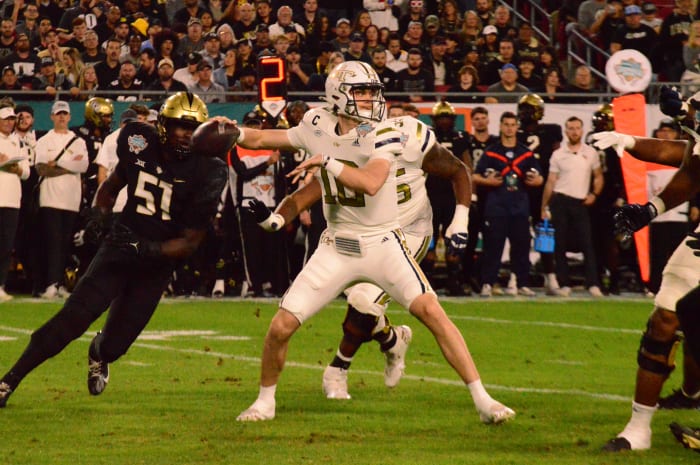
{"left": 157, "top": 92, "right": 208, "bottom": 158}
{"left": 517, "top": 93, "right": 544, "bottom": 124}
{"left": 592, "top": 103, "right": 614, "bottom": 132}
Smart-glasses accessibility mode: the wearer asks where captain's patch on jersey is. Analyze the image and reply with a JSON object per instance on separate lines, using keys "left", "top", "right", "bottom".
{"left": 128, "top": 134, "right": 148, "bottom": 154}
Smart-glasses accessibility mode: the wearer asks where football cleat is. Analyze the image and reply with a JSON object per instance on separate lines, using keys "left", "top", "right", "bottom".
{"left": 478, "top": 401, "right": 516, "bottom": 424}
{"left": 384, "top": 325, "right": 412, "bottom": 388}
{"left": 0, "top": 381, "right": 13, "bottom": 408}
{"left": 322, "top": 366, "right": 351, "bottom": 399}
{"left": 87, "top": 334, "right": 109, "bottom": 396}
{"left": 236, "top": 401, "right": 275, "bottom": 422}
{"left": 658, "top": 389, "right": 700, "bottom": 410}
{"left": 670, "top": 422, "right": 700, "bottom": 452}
{"left": 601, "top": 437, "right": 632, "bottom": 451}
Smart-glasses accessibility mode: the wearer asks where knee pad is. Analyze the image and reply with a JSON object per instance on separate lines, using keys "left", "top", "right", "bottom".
{"left": 342, "top": 305, "right": 381, "bottom": 344}
{"left": 637, "top": 320, "right": 682, "bottom": 376}
{"left": 346, "top": 284, "right": 388, "bottom": 317}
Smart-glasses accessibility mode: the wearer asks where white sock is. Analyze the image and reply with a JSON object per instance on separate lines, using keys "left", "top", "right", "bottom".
{"left": 257, "top": 384, "right": 277, "bottom": 405}
{"left": 335, "top": 350, "right": 353, "bottom": 364}
{"left": 467, "top": 379, "right": 495, "bottom": 412}
{"left": 619, "top": 401, "right": 656, "bottom": 450}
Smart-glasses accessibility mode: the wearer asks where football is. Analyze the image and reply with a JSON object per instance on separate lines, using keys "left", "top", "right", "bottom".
{"left": 190, "top": 119, "right": 240, "bottom": 158}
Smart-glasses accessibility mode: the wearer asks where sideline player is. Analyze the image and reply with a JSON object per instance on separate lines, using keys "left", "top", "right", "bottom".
{"left": 0, "top": 92, "right": 228, "bottom": 407}
{"left": 233, "top": 61, "right": 514, "bottom": 424}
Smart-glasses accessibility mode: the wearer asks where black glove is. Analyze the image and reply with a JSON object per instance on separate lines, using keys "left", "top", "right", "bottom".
{"left": 446, "top": 232, "right": 469, "bottom": 257}
{"left": 105, "top": 223, "right": 162, "bottom": 259}
{"left": 83, "top": 207, "right": 112, "bottom": 246}
{"left": 613, "top": 202, "right": 658, "bottom": 240}
{"left": 659, "top": 86, "right": 687, "bottom": 119}
{"left": 246, "top": 199, "right": 272, "bottom": 223}
{"left": 686, "top": 231, "right": 700, "bottom": 257}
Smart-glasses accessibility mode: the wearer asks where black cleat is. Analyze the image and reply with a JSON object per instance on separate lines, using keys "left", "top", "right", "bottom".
{"left": 602, "top": 437, "right": 632, "bottom": 452}
{"left": 670, "top": 422, "right": 700, "bottom": 452}
{"left": 87, "top": 333, "right": 109, "bottom": 395}
{"left": 658, "top": 389, "right": 700, "bottom": 410}
{"left": 0, "top": 382, "right": 13, "bottom": 408}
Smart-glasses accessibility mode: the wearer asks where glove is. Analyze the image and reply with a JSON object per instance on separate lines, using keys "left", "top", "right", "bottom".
{"left": 613, "top": 202, "right": 658, "bottom": 241}
{"left": 444, "top": 204, "right": 469, "bottom": 257}
{"left": 105, "top": 223, "right": 162, "bottom": 259}
{"left": 659, "top": 85, "right": 688, "bottom": 119}
{"left": 686, "top": 231, "right": 700, "bottom": 257}
{"left": 83, "top": 206, "right": 112, "bottom": 246}
{"left": 73, "top": 230, "right": 85, "bottom": 247}
{"left": 246, "top": 199, "right": 284, "bottom": 232}
{"left": 590, "top": 131, "right": 635, "bottom": 158}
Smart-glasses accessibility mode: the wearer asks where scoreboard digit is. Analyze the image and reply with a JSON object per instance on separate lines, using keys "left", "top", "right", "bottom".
{"left": 257, "top": 56, "right": 287, "bottom": 120}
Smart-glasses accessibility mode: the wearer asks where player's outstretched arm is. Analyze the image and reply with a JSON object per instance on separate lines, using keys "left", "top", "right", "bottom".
{"left": 246, "top": 179, "right": 323, "bottom": 232}
{"left": 591, "top": 132, "right": 687, "bottom": 167}
{"left": 656, "top": 138, "right": 700, "bottom": 211}
{"left": 236, "top": 127, "right": 298, "bottom": 152}
{"left": 94, "top": 166, "right": 126, "bottom": 213}
{"left": 422, "top": 143, "right": 471, "bottom": 207}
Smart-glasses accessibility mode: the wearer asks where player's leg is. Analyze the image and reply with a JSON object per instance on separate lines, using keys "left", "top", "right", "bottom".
{"left": 674, "top": 285, "right": 700, "bottom": 396}
{"left": 604, "top": 243, "right": 699, "bottom": 450}
{"left": 480, "top": 216, "right": 507, "bottom": 296}
{"left": 86, "top": 264, "right": 172, "bottom": 395}
{"left": 0, "top": 247, "right": 126, "bottom": 407}
{"left": 237, "top": 239, "right": 353, "bottom": 422}
{"left": 378, "top": 231, "right": 514, "bottom": 424}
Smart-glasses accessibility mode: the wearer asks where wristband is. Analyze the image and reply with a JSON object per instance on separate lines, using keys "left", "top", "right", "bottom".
{"left": 622, "top": 134, "right": 635, "bottom": 150}
{"left": 323, "top": 155, "right": 344, "bottom": 177}
{"left": 649, "top": 196, "right": 666, "bottom": 216}
{"left": 451, "top": 204, "right": 470, "bottom": 230}
{"left": 236, "top": 127, "right": 246, "bottom": 144}
{"left": 259, "top": 212, "right": 285, "bottom": 232}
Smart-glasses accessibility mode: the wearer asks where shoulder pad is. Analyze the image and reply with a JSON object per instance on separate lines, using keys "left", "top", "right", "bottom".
{"left": 116, "top": 122, "right": 159, "bottom": 161}
{"left": 301, "top": 107, "right": 337, "bottom": 135}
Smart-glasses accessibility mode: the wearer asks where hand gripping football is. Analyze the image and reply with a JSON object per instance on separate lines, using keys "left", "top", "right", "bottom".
{"left": 190, "top": 119, "right": 240, "bottom": 158}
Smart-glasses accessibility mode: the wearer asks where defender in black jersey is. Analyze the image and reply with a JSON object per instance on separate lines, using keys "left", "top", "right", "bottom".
{"left": 0, "top": 92, "right": 228, "bottom": 407}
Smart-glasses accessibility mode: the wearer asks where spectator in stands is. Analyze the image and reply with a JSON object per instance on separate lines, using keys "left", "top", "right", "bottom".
{"left": 439, "top": 0, "right": 462, "bottom": 34}
{"left": 228, "top": 66, "right": 258, "bottom": 102}
{"left": 15, "top": 3, "right": 41, "bottom": 47}
{"left": 32, "top": 56, "right": 77, "bottom": 100}
{"left": 307, "top": 50, "right": 344, "bottom": 90}
{"left": 74, "top": 64, "right": 100, "bottom": 100}
{"left": 423, "top": 15, "right": 442, "bottom": 44}
{"left": 0, "top": 66, "right": 22, "bottom": 91}
{"left": 682, "top": 20, "right": 700, "bottom": 77}
{"left": 173, "top": 51, "right": 202, "bottom": 88}
{"left": 146, "top": 57, "right": 188, "bottom": 95}
{"left": 515, "top": 22, "right": 540, "bottom": 63}
{"left": 517, "top": 56, "right": 542, "bottom": 90}
{"left": 658, "top": 0, "right": 694, "bottom": 81}
{"left": 641, "top": 2, "right": 662, "bottom": 34}
{"left": 610, "top": 5, "right": 658, "bottom": 60}
{"left": 94, "top": 6, "right": 121, "bottom": 44}
{"left": 123, "top": 34, "right": 143, "bottom": 65}
{"left": 370, "top": 45, "right": 397, "bottom": 92}
{"left": 0, "top": 33, "right": 38, "bottom": 89}
{"left": 199, "top": 10, "right": 216, "bottom": 35}
{"left": 463, "top": 42, "right": 482, "bottom": 69}
{"left": 173, "top": 0, "right": 210, "bottom": 28}
{"left": 538, "top": 45, "right": 564, "bottom": 78}
{"left": 343, "top": 31, "right": 371, "bottom": 63}
{"left": 106, "top": 18, "right": 131, "bottom": 57}
{"left": 364, "top": 24, "right": 383, "bottom": 57}
{"left": 364, "top": 0, "right": 400, "bottom": 32}
{"left": 94, "top": 37, "right": 122, "bottom": 87}
{"left": 37, "top": 26, "right": 68, "bottom": 65}
{"left": 0, "top": 19, "right": 17, "bottom": 60}
{"left": 35, "top": 100, "right": 88, "bottom": 299}
{"left": 479, "top": 25, "right": 500, "bottom": 69}
{"left": 460, "top": 10, "right": 482, "bottom": 46}
{"left": 385, "top": 33, "right": 408, "bottom": 72}
{"left": 136, "top": 48, "right": 158, "bottom": 88}
{"left": 154, "top": 28, "right": 184, "bottom": 69}
{"left": 402, "top": 20, "right": 424, "bottom": 50}
{"left": 475, "top": 111, "right": 543, "bottom": 297}
{"left": 590, "top": 0, "right": 625, "bottom": 51}
{"left": 448, "top": 64, "right": 482, "bottom": 102}
{"left": 178, "top": 17, "right": 204, "bottom": 56}
{"left": 270, "top": 6, "right": 306, "bottom": 39}
{"left": 232, "top": 2, "right": 257, "bottom": 41}
{"left": 81, "top": 30, "right": 104, "bottom": 68}
{"left": 284, "top": 24, "right": 303, "bottom": 49}
{"left": 332, "top": 18, "right": 352, "bottom": 53}
{"left": 426, "top": 35, "right": 455, "bottom": 87}
{"left": 272, "top": 34, "right": 291, "bottom": 58}
{"left": 475, "top": 0, "right": 495, "bottom": 26}
{"left": 107, "top": 60, "right": 143, "bottom": 101}
{"left": 481, "top": 36, "right": 518, "bottom": 85}
{"left": 60, "top": 48, "right": 84, "bottom": 87}
{"left": 286, "top": 45, "right": 313, "bottom": 92}
{"left": 399, "top": 0, "right": 426, "bottom": 36}
{"left": 537, "top": 68, "right": 566, "bottom": 104}
{"left": 0, "top": 100, "right": 29, "bottom": 302}
{"left": 541, "top": 116, "right": 603, "bottom": 298}
{"left": 565, "top": 64, "right": 598, "bottom": 103}
{"left": 61, "top": 17, "right": 88, "bottom": 53}
{"left": 235, "top": 39, "right": 255, "bottom": 73}
{"left": 577, "top": 0, "right": 607, "bottom": 37}
{"left": 37, "top": 0, "right": 63, "bottom": 29}
{"left": 255, "top": 0, "right": 274, "bottom": 28}
{"left": 396, "top": 47, "right": 434, "bottom": 102}
{"left": 141, "top": 20, "right": 164, "bottom": 53}
{"left": 201, "top": 32, "right": 224, "bottom": 68}
{"left": 493, "top": 5, "right": 516, "bottom": 40}
{"left": 217, "top": 23, "right": 236, "bottom": 52}
{"left": 352, "top": 9, "right": 373, "bottom": 34}
{"left": 188, "top": 60, "right": 225, "bottom": 102}
{"left": 253, "top": 24, "right": 273, "bottom": 55}
{"left": 213, "top": 48, "right": 237, "bottom": 89}
{"left": 484, "top": 63, "right": 528, "bottom": 103}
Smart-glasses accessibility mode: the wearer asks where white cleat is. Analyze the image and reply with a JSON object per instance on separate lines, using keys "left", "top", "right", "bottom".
{"left": 322, "top": 366, "right": 351, "bottom": 399}
{"left": 384, "top": 325, "right": 412, "bottom": 388}
{"left": 479, "top": 402, "right": 516, "bottom": 424}
{"left": 236, "top": 401, "right": 275, "bottom": 422}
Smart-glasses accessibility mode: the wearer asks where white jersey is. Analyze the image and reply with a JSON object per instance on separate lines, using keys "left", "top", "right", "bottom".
{"left": 94, "top": 127, "right": 128, "bottom": 212}
{"left": 387, "top": 115, "right": 437, "bottom": 236}
{"left": 287, "top": 108, "right": 404, "bottom": 236}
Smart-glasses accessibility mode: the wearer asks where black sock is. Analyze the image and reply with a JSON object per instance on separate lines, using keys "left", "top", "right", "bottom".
{"left": 330, "top": 355, "right": 351, "bottom": 370}
{"left": 378, "top": 329, "right": 397, "bottom": 352}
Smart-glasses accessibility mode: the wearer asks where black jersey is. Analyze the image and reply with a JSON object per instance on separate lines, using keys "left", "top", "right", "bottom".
{"left": 73, "top": 124, "right": 109, "bottom": 208}
{"left": 115, "top": 122, "right": 228, "bottom": 242}
{"left": 517, "top": 123, "right": 562, "bottom": 176}
{"left": 466, "top": 133, "right": 499, "bottom": 171}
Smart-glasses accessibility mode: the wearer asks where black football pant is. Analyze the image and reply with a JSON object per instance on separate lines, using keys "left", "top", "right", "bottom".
{"left": 0, "top": 207, "right": 19, "bottom": 288}
{"left": 677, "top": 284, "right": 700, "bottom": 363}
{"left": 3, "top": 245, "right": 172, "bottom": 389}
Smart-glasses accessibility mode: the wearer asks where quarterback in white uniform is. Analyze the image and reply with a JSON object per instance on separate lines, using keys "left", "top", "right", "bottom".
{"left": 592, "top": 108, "right": 700, "bottom": 451}
{"left": 233, "top": 61, "right": 514, "bottom": 425}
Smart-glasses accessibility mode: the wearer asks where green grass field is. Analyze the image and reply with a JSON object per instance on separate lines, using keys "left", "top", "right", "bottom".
{"left": 1, "top": 296, "right": 699, "bottom": 465}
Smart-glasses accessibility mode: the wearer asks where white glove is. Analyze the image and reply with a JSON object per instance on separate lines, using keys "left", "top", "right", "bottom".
{"left": 73, "top": 229, "right": 85, "bottom": 247}
{"left": 590, "top": 131, "right": 635, "bottom": 158}
{"left": 444, "top": 205, "right": 469, "bottom": 255}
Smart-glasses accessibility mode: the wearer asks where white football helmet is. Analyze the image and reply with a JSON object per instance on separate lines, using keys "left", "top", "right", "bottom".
{"left": 325, "top": 61, "right": 386, "bottom": 122}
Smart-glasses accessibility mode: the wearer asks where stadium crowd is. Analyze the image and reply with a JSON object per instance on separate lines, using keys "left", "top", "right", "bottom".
{"left": 1, "top": 0, "right": 700, "bottom": 300}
